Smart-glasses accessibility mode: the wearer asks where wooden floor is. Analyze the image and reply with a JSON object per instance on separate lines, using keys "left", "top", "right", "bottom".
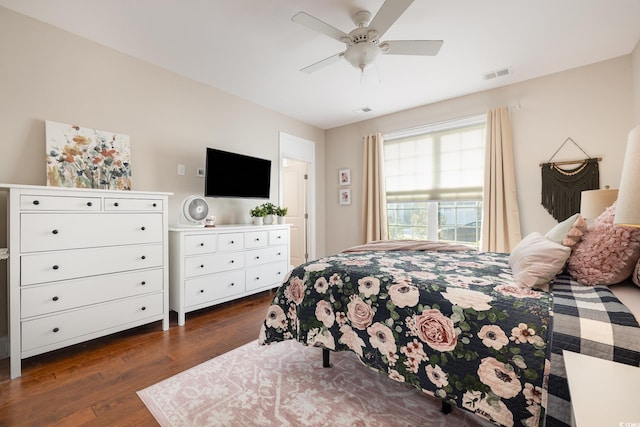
{"left": 0, "top": 290, "right": 274, "bottom": 426}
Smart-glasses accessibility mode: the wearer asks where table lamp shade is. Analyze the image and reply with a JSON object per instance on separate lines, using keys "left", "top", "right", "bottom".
{"left": 614, "top": 125, "right": 640, "bottom": 228}
{"left": 580, "top": 188, "right": 618, "bottom": 219}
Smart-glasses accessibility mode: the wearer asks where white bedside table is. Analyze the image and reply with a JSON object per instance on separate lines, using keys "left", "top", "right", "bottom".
{"left": 563, "top": 350, "right": 640, "bottom": 426}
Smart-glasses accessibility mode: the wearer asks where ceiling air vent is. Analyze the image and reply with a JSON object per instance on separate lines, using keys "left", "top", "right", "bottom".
{"left": 483, "top": 67, "right": 511, "bottom": 80}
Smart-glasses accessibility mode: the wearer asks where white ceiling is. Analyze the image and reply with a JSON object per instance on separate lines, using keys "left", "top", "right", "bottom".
{"left": 2, "top": 0, "right": 640, "bottom": 130}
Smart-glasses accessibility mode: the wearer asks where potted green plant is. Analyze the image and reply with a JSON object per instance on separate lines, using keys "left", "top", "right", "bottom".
{"left": 262, "top": 202, "right": 277, "bottom": 224}
{"left": 274, "top": 206, "right": 288, "bottom": 224}
{"left": 249, "top": 205, "right": 266, "bottom": 225}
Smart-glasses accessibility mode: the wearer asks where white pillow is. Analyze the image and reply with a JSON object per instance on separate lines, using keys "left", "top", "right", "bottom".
{"left": 545, "top": 213, "right": 580, "bottom": 244}
{"left": 509, "top": 232, "right": 571, "bottom": 290}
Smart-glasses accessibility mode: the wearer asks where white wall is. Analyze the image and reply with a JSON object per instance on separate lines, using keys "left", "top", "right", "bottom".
{"left": 0, "top": 7, "right": 326, "bottom": 348}
{"left": 324, "top": 56, "right": 636, "bottom": 255}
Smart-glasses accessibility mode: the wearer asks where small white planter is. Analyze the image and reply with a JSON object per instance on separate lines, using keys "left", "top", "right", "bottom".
{"left": 264, "top": 214, "right": 275, "bottom": 225}
{"left": 277, "top": 216, "right": 286, "bottom": 224}
{"left": 252, "top": 216, "right": 264, "bottom": 225}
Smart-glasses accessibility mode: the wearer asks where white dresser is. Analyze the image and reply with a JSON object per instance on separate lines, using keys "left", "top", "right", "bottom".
{"left": 1, "top": 184, "right": 171, "bottom": 378}
{"left": 169, "top": 224, "right": 291, "bottom": 325}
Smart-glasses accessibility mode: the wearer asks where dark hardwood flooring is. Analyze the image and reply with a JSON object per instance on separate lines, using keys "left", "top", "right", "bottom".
{"left": 0, "top": 290, "right": 274, "bottom": 426}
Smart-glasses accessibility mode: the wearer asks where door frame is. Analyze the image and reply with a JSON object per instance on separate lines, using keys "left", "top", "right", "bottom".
{"left": 279, "top": 132, "right": 316, "bottom": 262}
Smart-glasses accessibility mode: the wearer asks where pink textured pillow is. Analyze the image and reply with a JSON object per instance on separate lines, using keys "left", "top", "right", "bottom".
{"left": 562, "top": 215, "right": 587, "bottom": 248}
{"left": 568, "top": 203, "right": 640, "bottom": 285}
{"left": 633, "top": 260, "right": 640, "bottom": 287}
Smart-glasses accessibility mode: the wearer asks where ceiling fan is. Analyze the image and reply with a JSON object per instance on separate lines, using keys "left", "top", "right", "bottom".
{"left": 292, "top": 0, "right": 443, "bottom": 74}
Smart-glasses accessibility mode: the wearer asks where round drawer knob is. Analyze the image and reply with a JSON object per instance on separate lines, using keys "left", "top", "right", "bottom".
{"left": 52, "top": 296, "right": 59, "bottom": 301}
{"left": 141, "top": 226, "right": 146, "bottom": 231}
{"left": 114, "top": 202, "right": 119, "bottom": 207}
{"left": 230, "top": 260, "right": 234, "bottom": 264}
{"left": 255, "top": 277, "right": 260, "bottom": 280}
{"left": 52, "top": 265, "right": 59, "bottom": 270}
{"left": 255, "top": 256, "right": 260, "bottom": 260}
{"left": 33, "top": 200, "right": 40, "bottom": 205}
{"left": 52, "top": 229, "right": 59, "bottom": 235}
{"left": 53, "top": 327, "right": 59, "bottom": 333}
{"left": 200, "top": 243, "right": 204, "bottom": 246}
{"left": 141, "top": 306, "right": 146, "bottom": 311}
{"left": 152, "top": 203, "right": 157, "bottom": 207}
{"left": 141, "top": 281, "right": 146, "bottom": 285}
{"left": 141, "top": 255, "right": 146, "bottom": 260}
{"left": 230, "top": 283, "right": 235, "bottom": 286}
{"left": 200, "top": 289, "right": 204, "bottom": 293}
{"left": 87, "top": 202, "right": 92, "bottom": 207}
{"left": 230, "top": 240, "right": 235, "bottom": 244}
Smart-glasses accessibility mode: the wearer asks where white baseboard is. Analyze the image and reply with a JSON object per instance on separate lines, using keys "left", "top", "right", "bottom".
{"left": 0, "top": 334, "right": 8, "bottom": 360}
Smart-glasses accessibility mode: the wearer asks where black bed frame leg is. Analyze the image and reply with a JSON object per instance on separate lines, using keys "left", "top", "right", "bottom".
{"left": 322, "top": 348, "right": 331, "bottom": 368}
{"left": 441, "top": 401, "right": 452, "bottom": 414}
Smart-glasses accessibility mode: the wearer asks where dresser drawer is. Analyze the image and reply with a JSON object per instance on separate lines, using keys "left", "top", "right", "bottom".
{"left": 246, "top": 261, "right": 289, "bottom": 291}
{"left": 245, "top": 245, "right": 288, "bottom": 267}
{"left": 21, "top": 268, "right": 164, "bottom": 318}
{"left": 245, "top": 231, "right": 268, "bottom": 249}
{"left": 184, "top": 270, "right": 245, "bottom": 307}
{"left": 218, "top": 232, "right": 244, "bottom": 252}
{"left": 20, "top": 195, "right": 101, "bottom": 211}
{"left": 183, "top": 234, "right": 217, "bottom": 256}
{"left": 269, "top": 228, "right": 289, "bottom": 246}
{"left": 21, "top": 213, "right": 163, "bottom": 253}
{"left": 21, "top": 243, "right": 164, "bottom": 285}
{"left": 104, "top": 198, "right": 164, "bottom": 211}
{"left": 21, "top": 292, "right": 164, "bottom": 353}
{"left": 184, "top": 251, "right": 244, "bottom": 278}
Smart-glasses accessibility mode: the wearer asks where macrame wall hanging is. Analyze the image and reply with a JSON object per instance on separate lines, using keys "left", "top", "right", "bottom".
{"left": 540, "top": 137, "right": 601, "bottom": 222}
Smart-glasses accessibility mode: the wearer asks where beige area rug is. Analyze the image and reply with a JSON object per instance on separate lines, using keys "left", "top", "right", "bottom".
{"left": 138, "top": 339, "right": 492, "bottom": 427}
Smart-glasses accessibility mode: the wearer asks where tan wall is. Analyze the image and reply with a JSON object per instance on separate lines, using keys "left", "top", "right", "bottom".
{"left": 0, "top": 7, "right": 326, "bottom": 351}
{"left": 632, "top": 38, "right": 640, "bottom": 124}
{"left": 325, "top": 56, "right": 636, "bottom": 255}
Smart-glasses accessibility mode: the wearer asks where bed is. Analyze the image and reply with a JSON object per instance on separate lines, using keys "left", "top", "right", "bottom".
{"left": 258, "top": 239, "right": 640, "bottom": 427}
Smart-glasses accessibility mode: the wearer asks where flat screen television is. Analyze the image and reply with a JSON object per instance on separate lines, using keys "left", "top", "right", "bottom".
{"left": 205, "top": 147, "right": 271, "bottom": 198}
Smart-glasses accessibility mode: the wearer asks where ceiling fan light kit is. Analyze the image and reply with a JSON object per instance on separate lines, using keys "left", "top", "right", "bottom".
{"left": 343, "top": 40, "right": 381, "bottom": 71}
{"left": 292, "top": 0, "right": 442, "bottom": 74}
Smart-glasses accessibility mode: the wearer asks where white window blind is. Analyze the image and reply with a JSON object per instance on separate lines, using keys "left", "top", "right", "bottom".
{"left": 384, "top": 115, "right": 486, "bottom": 203}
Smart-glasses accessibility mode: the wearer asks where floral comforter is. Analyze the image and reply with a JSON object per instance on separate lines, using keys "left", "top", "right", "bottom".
{"left": 259, "top": 249, "right": 551, "bottom": 427}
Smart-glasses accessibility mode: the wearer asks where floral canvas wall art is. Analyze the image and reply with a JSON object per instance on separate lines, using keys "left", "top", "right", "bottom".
{"left": 46, "top": 120, "right": 132, "bottom": 190}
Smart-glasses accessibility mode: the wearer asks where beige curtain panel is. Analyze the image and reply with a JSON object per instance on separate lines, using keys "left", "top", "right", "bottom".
{"left": 481, "top": 107, "right": 522, "bottom": 252}
{"left": 362, "top": 133, "right": 389, "bottom": 243}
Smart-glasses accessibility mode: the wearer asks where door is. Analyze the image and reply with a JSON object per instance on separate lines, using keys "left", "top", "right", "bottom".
{"left": 283, "top": 159, "right": 308, "bottom": 267}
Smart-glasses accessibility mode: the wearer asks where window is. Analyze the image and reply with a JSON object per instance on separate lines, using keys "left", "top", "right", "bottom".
{"left": 384, "top": 116, "right": 486, "bottom": 248}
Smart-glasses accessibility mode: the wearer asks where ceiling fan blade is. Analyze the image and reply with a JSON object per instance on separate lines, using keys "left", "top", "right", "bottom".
{"left": 369, "top": 0, "right": 414, "bottom": 39}
{"left": 300, "top": 52, "right": 344, "bottom": 74}
{"left": 381, "top": 40, "right": 443, "bottom": 56}
{"left": 292, "top": 12, "right": 350, "bottom": 42}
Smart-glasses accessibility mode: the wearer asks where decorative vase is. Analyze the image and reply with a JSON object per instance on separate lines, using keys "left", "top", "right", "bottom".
{"left": 277, "top": 216, "right": 286, "bottom": 224}
{"left": 252, "top": 216, "right": 264, "bottom": 225}
{"left": 264, "top": 214, "right": 275, "bottom": 225}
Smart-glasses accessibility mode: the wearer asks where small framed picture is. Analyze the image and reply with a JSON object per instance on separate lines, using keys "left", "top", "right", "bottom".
{"left": 339, "top": 168, "right": 351, "bottom": 186}
{"left": 339, "top": 188, "right": 351, "bottom": 205}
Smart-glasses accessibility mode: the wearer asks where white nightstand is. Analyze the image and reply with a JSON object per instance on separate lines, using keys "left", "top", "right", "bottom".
{"left": 563, "top": 350, "right": 640, "bottom": 426}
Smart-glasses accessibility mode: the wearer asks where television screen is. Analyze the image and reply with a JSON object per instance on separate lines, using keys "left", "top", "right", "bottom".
{"left": 205, "top": 147, "right": 271, "bottom": 198}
